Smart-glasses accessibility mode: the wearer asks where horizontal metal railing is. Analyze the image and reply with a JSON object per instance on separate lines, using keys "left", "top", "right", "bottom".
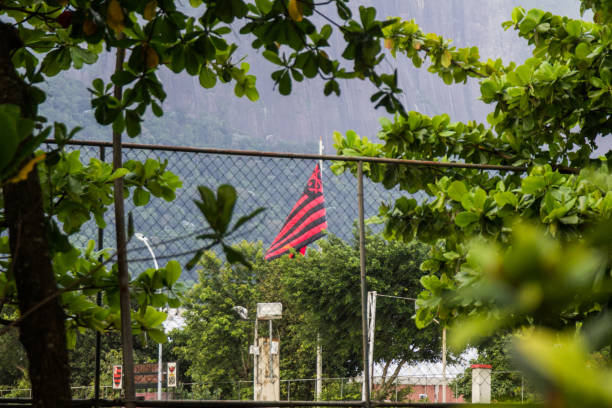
{"left": 0, "top": 399, "right": 506, "bottom": 408}
{"left": 49, "top": 139, "right": 580, "bottom": 174}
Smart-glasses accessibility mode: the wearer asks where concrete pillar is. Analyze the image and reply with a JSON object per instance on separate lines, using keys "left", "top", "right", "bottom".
{"left": 256, "top": 337, "right": 280, "bottom": 401}
{"left": 471, "top": 364, "right": 491, "bottom": 403}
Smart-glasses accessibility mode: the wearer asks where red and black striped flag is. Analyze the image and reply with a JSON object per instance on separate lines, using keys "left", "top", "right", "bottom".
{"left": 265, "top": 163, "right": 327, "bottom": 261}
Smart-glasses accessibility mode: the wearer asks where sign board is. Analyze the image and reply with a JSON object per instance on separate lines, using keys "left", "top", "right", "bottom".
{"left": 133, "top": 363, "right": 160, "bottom": 385}
{"left": 270, "top": 341, "right": 279, "bottom": 355}
{"left": 249, "top": 345, "right": 260, "bottom": 355}
{"left": 256, "top": 303, "right": 282, "bottom": 320}
{"left": 112, "top": 365, "right": 122, "bottom": 389}
{"left": 167, "top": 362, "right": 177, "bottom": 387}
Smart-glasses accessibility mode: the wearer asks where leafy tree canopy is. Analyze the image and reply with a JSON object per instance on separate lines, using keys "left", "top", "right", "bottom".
{"left": 1, "top": 0, "right": 420, "bottom": 403}
{"left": 332, "top": 1, "right": 612, "bottom": 405}
{"left": 172, "top": 233, "right": 439, "bottom": 401}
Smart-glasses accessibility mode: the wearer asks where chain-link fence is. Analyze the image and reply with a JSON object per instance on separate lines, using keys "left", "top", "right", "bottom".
{"left": 45, "top": 141, "right": 425, "bottom": 283}
{"left": 31, "top": 140, "right": 538, "bottom": 406}
{"left": 1, "top": 370, "right": 539, "bottom": 404}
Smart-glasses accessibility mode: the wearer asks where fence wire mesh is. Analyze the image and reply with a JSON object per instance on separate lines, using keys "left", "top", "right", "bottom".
{"left": 1, "top": 370, "right": 537, "bottom": 404}
{"left": 46, "top": 141, "right": 425, "bottom": 282}
{"left": 25, "top": 141, "right": 537, "bottom": 406}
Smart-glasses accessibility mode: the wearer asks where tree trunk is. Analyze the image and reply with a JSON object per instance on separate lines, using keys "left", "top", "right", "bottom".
{"left": 0, "top": 23, "right": 72, "bottom": 407}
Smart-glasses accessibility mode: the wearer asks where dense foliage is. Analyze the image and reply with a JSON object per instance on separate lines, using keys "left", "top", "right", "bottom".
{"left": 2, "top": 0, "right": 611, "bottom": 405}
{"left": 1, "top": 0, "right": 420, "bottom": 403}
{"left": 172, "top": 233, "right": 438, "bottom": 401}
{"left": 332, "top": 2, "right": 612, "bottom": 406}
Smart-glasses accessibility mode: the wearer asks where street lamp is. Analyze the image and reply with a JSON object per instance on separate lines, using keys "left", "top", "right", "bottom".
{"left": 134, "top": 233, "right": 163, "bottom": 401}
{"left": 234, "top": 303, "right": 282, "bottom": 401}
{"left": 232, "top": 306, "right": 248, "bottom": 320}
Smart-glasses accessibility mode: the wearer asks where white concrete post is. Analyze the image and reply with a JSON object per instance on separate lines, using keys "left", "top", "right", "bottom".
{"left": 257, "top": 337, "right": 280, "bottom": 401}
{"left": 471, "top": 364, "right": 491, "bottom": 403}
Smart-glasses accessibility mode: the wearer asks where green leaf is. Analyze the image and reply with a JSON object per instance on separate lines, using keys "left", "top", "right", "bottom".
{"left": 109, "top": 168, "right": 129, "bottom": 180}
{"left": 186, "top": 249, "right": 204, "bottom": 270}
{"left": 480, "top": 80, "right": 498, "bottom": 100}
{"left": 125, "top": 110, "right": 142, "bottom": 137}
{"left": 494, "top": 192, "right": 518, "bottom": 208}
{"left": 255, "top": 0, "right": 272, "bottom": 14}
{"left": 447, "top": 181, "right": 468, "bottom": 201}
{"left": 151, "top": 102, "right": 163, "bottom": 117}
{"left": 522, "top": 176, "right": 546, "bottom": 195}
{"left": 142, "top": 306, "right": 167, "bottom": 327}
{"left": 147, "top": 328, "right": 168, "bottom": 343}
{"left": 223, "top": 244, "right": 251, "bottom": 267}
{"left": 420, "top": 275, "right": 443, "bottom": 293}
{"left": 66, "top": 329, "right": 77, "bottom": 350}
{"left": 278, "top": 70, "right": 292, "bottom": 95}
{"left": 163, "top": 260, "right": 181, "bottom": 286}
{"left": 245, "top": 87, "right": 259, "bottom": 101}
{"left": 111, "top": 70, "right": 136, "bottom": 86}
{"left": 195, "top": 186, "right": 217, "bottom": 228}
{"left": 230, "top": 207, "right": 265, "bottom": 234}
{"left": 455, "top": 211, "right": 479, "bottom": 228}
{"left": 216, "top": 184, "right": 237, "bottom": 234}
{"left": 133, "top": 188, "right": 151, "bottom": 206}
{"left": 92, "top": 78, "right": 104, "bottom": 94}
{"left": 441, "top": 50, "right": 452, "bottom": 68}
{"left": 565, "top": 20, "right": 582, "bottom": 37}
{"left": 262, "top": 50, "right": 283, "bottom": 65}
{"left": 559, "top": 214, "right": 580, "bottom": 224}
{"left": 420, "top": 259, "right": 440, "bottom": 272}
{"left": 473, "top": 188, "right": 487, "bottom": 212}
{"left": 575, "top": 42, "right": 590, "bottom": 60}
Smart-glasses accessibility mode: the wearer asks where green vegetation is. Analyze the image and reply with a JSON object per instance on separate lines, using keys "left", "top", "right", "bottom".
{"left": 332, "top": 2, "right": 612, "bottom": 406}
{"left": 0, "top": 0, "right": 433, "bottom": 404}
{"left": 172, "top": 233, "right": 438, "bottom": 401}
{"left": 1, "top": 0, "right": 611, "bottom": 406}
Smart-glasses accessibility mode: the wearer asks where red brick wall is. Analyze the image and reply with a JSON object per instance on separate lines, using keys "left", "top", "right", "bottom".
{"left": 375, "top": 383, "right": 464, "bottom": 403}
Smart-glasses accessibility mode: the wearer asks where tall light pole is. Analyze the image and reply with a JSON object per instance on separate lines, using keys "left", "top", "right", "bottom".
{"left": 134, "top": 233, "right": 163, "bottom": 400}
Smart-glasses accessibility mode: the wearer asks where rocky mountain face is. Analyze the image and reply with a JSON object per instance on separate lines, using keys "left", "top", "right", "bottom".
{"left": 48, "top": 0, "right": 583, "bottom": 152}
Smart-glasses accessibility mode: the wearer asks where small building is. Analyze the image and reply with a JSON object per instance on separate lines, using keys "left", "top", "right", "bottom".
{"left": 371, "top": 375, "right": 464, "bottom": 403}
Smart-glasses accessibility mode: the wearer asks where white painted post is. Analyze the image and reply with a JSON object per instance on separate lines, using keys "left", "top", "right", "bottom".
{"left": 367, "top": 291, "right": 376, "bottom": 395}
{"left": 442, "top": 326, "right": 447, "bottom": 403}
{"left": 471, "top": 364, "right": 491, "bottom": 403}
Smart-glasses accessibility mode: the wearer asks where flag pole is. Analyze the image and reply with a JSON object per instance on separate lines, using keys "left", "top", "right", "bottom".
{"left": 319, "top": 135, "right": 324, "bottom": 178}
{"left": 315, "top": 135, "right": 324, "bottom": 401}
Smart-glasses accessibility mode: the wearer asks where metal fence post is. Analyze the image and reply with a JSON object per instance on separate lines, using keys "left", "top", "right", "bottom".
{"left": 94, "top": 144, "right": 105, "bottom": 408}
{"left": 395, "top": 376, "right": 398, "bottom": 402}
{"left": 357, "top": 161, "right": 370, "bottom": 408}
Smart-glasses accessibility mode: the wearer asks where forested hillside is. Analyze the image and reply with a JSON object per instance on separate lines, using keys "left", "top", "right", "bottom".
{"left": 40, "top": 0, "right": 583, "bottom": 152}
